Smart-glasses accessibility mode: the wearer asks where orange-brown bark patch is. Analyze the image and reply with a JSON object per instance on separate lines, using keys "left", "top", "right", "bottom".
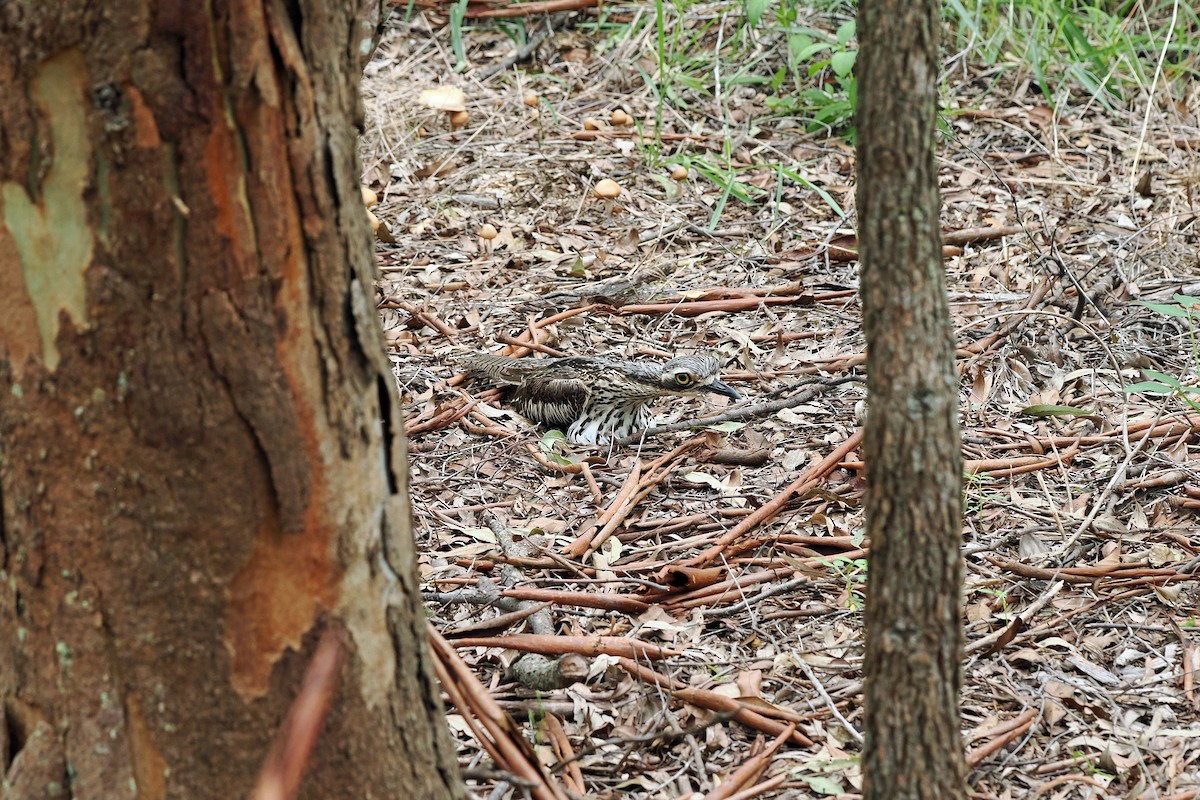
{"left": 225, "top": 513, "right": 338, "bottom": 700}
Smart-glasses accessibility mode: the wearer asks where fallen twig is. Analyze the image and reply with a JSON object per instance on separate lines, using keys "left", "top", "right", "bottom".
{"left": 428, "top": 625, "right": 568, "bottom": 800}
{"left": 685, "top": 430, "right": 865, "bottom": 568}
{"left": 702, "top": 724, "right": 795, "bottom": 800}
{"left": 250, "top": 633, "right": 344, "bottom": 800}
{"left": 448, "top": 633, "right": 679, "bottom": 660}
{"left": 617, "top": 658, "right": 813, "bottom": 746}
{"left": 965, "top": 707, "right": 1038, "bottom": 767}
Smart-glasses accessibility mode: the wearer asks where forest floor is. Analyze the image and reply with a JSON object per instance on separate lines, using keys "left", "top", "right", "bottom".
{"left": 363, "top": 5, "right": 1200, "bottom": 798}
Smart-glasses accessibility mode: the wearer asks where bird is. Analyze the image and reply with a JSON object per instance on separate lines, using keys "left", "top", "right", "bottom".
{"left": 460, "top": 352, "right": 742, "bottom": 444}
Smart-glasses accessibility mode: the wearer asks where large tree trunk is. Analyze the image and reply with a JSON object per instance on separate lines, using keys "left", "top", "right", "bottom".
{"left": 855, "top": 0, "right": 967, "bottom": 798}
{"left": 0, "top": 2, "right": 464, "bottom": 798}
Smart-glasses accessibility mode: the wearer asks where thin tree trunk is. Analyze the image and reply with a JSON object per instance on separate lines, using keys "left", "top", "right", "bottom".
{"left": 855, "top": 0, "right": 967, "bottom": 797}
{"left": 0, "top": 2, "right": 464, "bottom": 798}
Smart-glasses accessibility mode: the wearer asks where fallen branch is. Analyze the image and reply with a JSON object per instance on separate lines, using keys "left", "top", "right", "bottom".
{"left": 965, "top": 707, "right": 1037, "bottom": 767}
{"left": 702, "top": 723, "right": 795, "bottom": 800}
{"left": 448, "top": 634, "right": 679, "bottom": 660}
{"left": 250, "top": 632, "right": 344, "bottom": 800}
{"left": 617, "top": 658, "right": 813, "bottom": 746}
{"left": 428, "top": 625, "right": 568, "bottom": 800}
{"left": 685, "top": 429, "right": 865, "bottom": 568}
{"left": 614, "top": 378, "right": 859, "bottom": 445}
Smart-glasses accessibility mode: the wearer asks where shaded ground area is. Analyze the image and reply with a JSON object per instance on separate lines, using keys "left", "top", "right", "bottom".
{"left": 364, "top": 7, "right": 1200, "bottom": 797}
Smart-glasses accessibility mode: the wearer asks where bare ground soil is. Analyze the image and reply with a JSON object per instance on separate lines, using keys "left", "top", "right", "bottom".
{"left": 364, "top": 9, "right": 1200, "bottom": 798}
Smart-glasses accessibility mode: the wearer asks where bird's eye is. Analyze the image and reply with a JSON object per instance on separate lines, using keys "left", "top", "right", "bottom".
{"left": 674, "top": 373, "right": 693, "bottom": 386}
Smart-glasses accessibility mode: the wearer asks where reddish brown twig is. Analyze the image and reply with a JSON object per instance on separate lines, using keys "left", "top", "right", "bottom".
{"left": 250, "top": 632, "right": 344, "bottom": 800}
{"left": 965, "top": 707, "right": 1038, "bottom": 767}
{"left": 539, "top": 714, "right": 585, "bottom": 796}
{"left": 611, "top": 295, "right": 817, "bottom": 317}
{"left": 720, "top": 772, "right": 789, "bottom": 800}
{"left": 702, "top": 724, "right": 796, "bottom": 800}
{"left": 617, "top": 658, "right": 812, "bottom": 746}
{"left": 448, "top": 634, "right": 679, "bottom": 660}
{"left": 964, "top": 441, "right": 1080, "bottom": 477}
{"left": 405, "top": 397, "right": 478, "bottom": 436}
{"left": 686, "top": 429, "right": 864, "bottom": 568}
{"left": 499, "top": 587, "right": 649, "bottom": 614}
{"left": 428, "top": 624, "right": 568, "bottom": 800}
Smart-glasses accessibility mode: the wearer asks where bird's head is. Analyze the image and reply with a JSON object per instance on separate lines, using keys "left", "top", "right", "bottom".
{"left": 658, "top": 355, "right": 742, "bottom": 400}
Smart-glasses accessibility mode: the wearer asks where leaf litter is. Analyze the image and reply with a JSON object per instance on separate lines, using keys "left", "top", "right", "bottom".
{"left": 364, "top": 7, "right": 1200, "bottom": 798}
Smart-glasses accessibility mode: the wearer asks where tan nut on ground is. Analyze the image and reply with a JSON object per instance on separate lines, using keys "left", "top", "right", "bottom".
{"left": 611, "top": 109, "right": 632, "bottom": 126}
{"left": 670, "top": 165, "right": 688, "bottom": 181}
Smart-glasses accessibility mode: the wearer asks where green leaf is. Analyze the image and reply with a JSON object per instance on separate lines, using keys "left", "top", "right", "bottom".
{"left": 830, "top": 50, "right": 856, "bottom": 78}
{"left": 796, "top": 774, "right": 843, "bottom": 795}
{"left": 1124, "top": 380, "right": 1175, "bottom": 395}
{"left": 1173, "top": 294, "right": 1200, "bottom": 307}
{"left": 835, "top": 19, "right": 856, "bottom": 46}
{"left": 706, "top": 421, "right": 746, "bottom": 432}
{"left": 795, "top": 42, "right": 831, "bottom": 62}
{"left": 1135, "top": 301, "right": 1192, "bottom": 318}
{"left": 744, "top": 0, "right": 770, "bottom": 27}
{"left": 1021, "top": 404, "right": 1094, "bottom": 417}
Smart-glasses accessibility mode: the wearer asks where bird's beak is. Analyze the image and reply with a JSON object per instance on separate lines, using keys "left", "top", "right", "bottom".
{"left": 705, "top": 380, "right": 742, "bottom": 401}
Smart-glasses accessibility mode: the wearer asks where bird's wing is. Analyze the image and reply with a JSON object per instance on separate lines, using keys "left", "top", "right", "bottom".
{"left": 459, "top": 354, "right": 554, "bottom": 386}
{"left": 510, "top": 368, "right": 591, "bottom": 427}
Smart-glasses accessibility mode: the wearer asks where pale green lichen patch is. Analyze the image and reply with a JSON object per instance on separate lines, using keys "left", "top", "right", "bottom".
{"left": 0, "top": 50, "right": 95, "bottom": 371}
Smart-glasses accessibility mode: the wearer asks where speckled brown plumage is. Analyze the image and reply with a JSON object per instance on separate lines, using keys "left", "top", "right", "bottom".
{"left": 461, "top": 353, "right": 741, "bottom": 444}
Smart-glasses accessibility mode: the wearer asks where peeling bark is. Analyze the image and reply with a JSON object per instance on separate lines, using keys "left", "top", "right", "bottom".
{"left": 0, "top": 1, "right": 464, "bottom": 797}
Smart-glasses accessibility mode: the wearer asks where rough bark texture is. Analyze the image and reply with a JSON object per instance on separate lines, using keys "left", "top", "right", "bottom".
{"left": 0, "top": 2, "right": 464, "bottom": 798}
{"left": 855, "top": 0, "right": 968, "bottom": 798}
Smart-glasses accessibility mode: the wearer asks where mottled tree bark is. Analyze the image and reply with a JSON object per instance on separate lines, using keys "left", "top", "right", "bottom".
{"left": 0, "top": 2, "right": 464, "bottom": 798}
{"left": 855, "top": 0, "right": 967, "bottom": 798}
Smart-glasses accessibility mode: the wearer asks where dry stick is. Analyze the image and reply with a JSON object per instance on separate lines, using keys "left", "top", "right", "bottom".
{"left": 957, "top": 280, "right": 1054, "bottom": 356}
{"left": 580, "top": 438, "right": 707, "bottom": 558}
{"left": 443, "top": 602, "right": 554, "bottom": 638}
{"left": 539, "top": 714, "right": 585, "bottom": 797}
{"left": 405, "top": 397, "right": 478, "bottom": 436}
{"left": 965, "top": 707, "right": 1038, "bottom": 767}
{"left": 964, "top": 581, "right": 1064, "bottom": 655}
{"left": 1054, "top": 406, "right": 1166, "bottom": 561}
{"left": 686, "top": 430, "right": 865, "bottom": 568}
{"left": 610, "top": 294, "right": 819, "bottom": 317}
{"left": 596, "top": 460, "right": 643, "bottom": 525}
{"left": 941, "top": 224, "right": 1026, "bottom": 245}
{"left": 796, "top": 660, "right": 862, "bottom": 743}
{"left": 654, "top": 567, "right": 794, "bottom": 609}
{"left": 617, "top": 658, "right": 813, "bottom": 746}
{"left": 430, "top": 649, "right": 509, "bottom": 775}
{"left": 250, "top": 633, "right": 343, "bottom": 800}
{"left": 524, "top": 443, "right": 587, "bottom": 475}
{"left": 577, "top": 461, "right": 603, "bottom": 504}
{"left": 701, "top": 723, "right": 796, "bottom": 800}
{"left": 428, "top": 624, "right": 568, "bottom": 800}
{"left": 448, "top": 634, "right": 679, "bottom": 660}
{"left": 392, "top": 300, "right": 458, "bottom": 340}
{"left": 963, "top": 441, "right": 1082, "bottom": 477}
{"left": 564, "top": 459, "right": 642, "bottom": 557}
{"left": 499, "top": 587, "right": 649, "bottom": 614}
{"left": 497, "top": 332, "right": 566, "bottom": 357}
{"left": 447, "top": 305, "right": 597, "bottom": 388}
{"left": 719, "top": 773, "right": 789, "bottom": 800}
{"left": 989, "top": 413, "right": 1200, "bottom": 452}
{"left": 614, "top": 378, "right": 859, "bottom": 446}
{"left": 652, "top": 282, "right": 850, "bottom": 304}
